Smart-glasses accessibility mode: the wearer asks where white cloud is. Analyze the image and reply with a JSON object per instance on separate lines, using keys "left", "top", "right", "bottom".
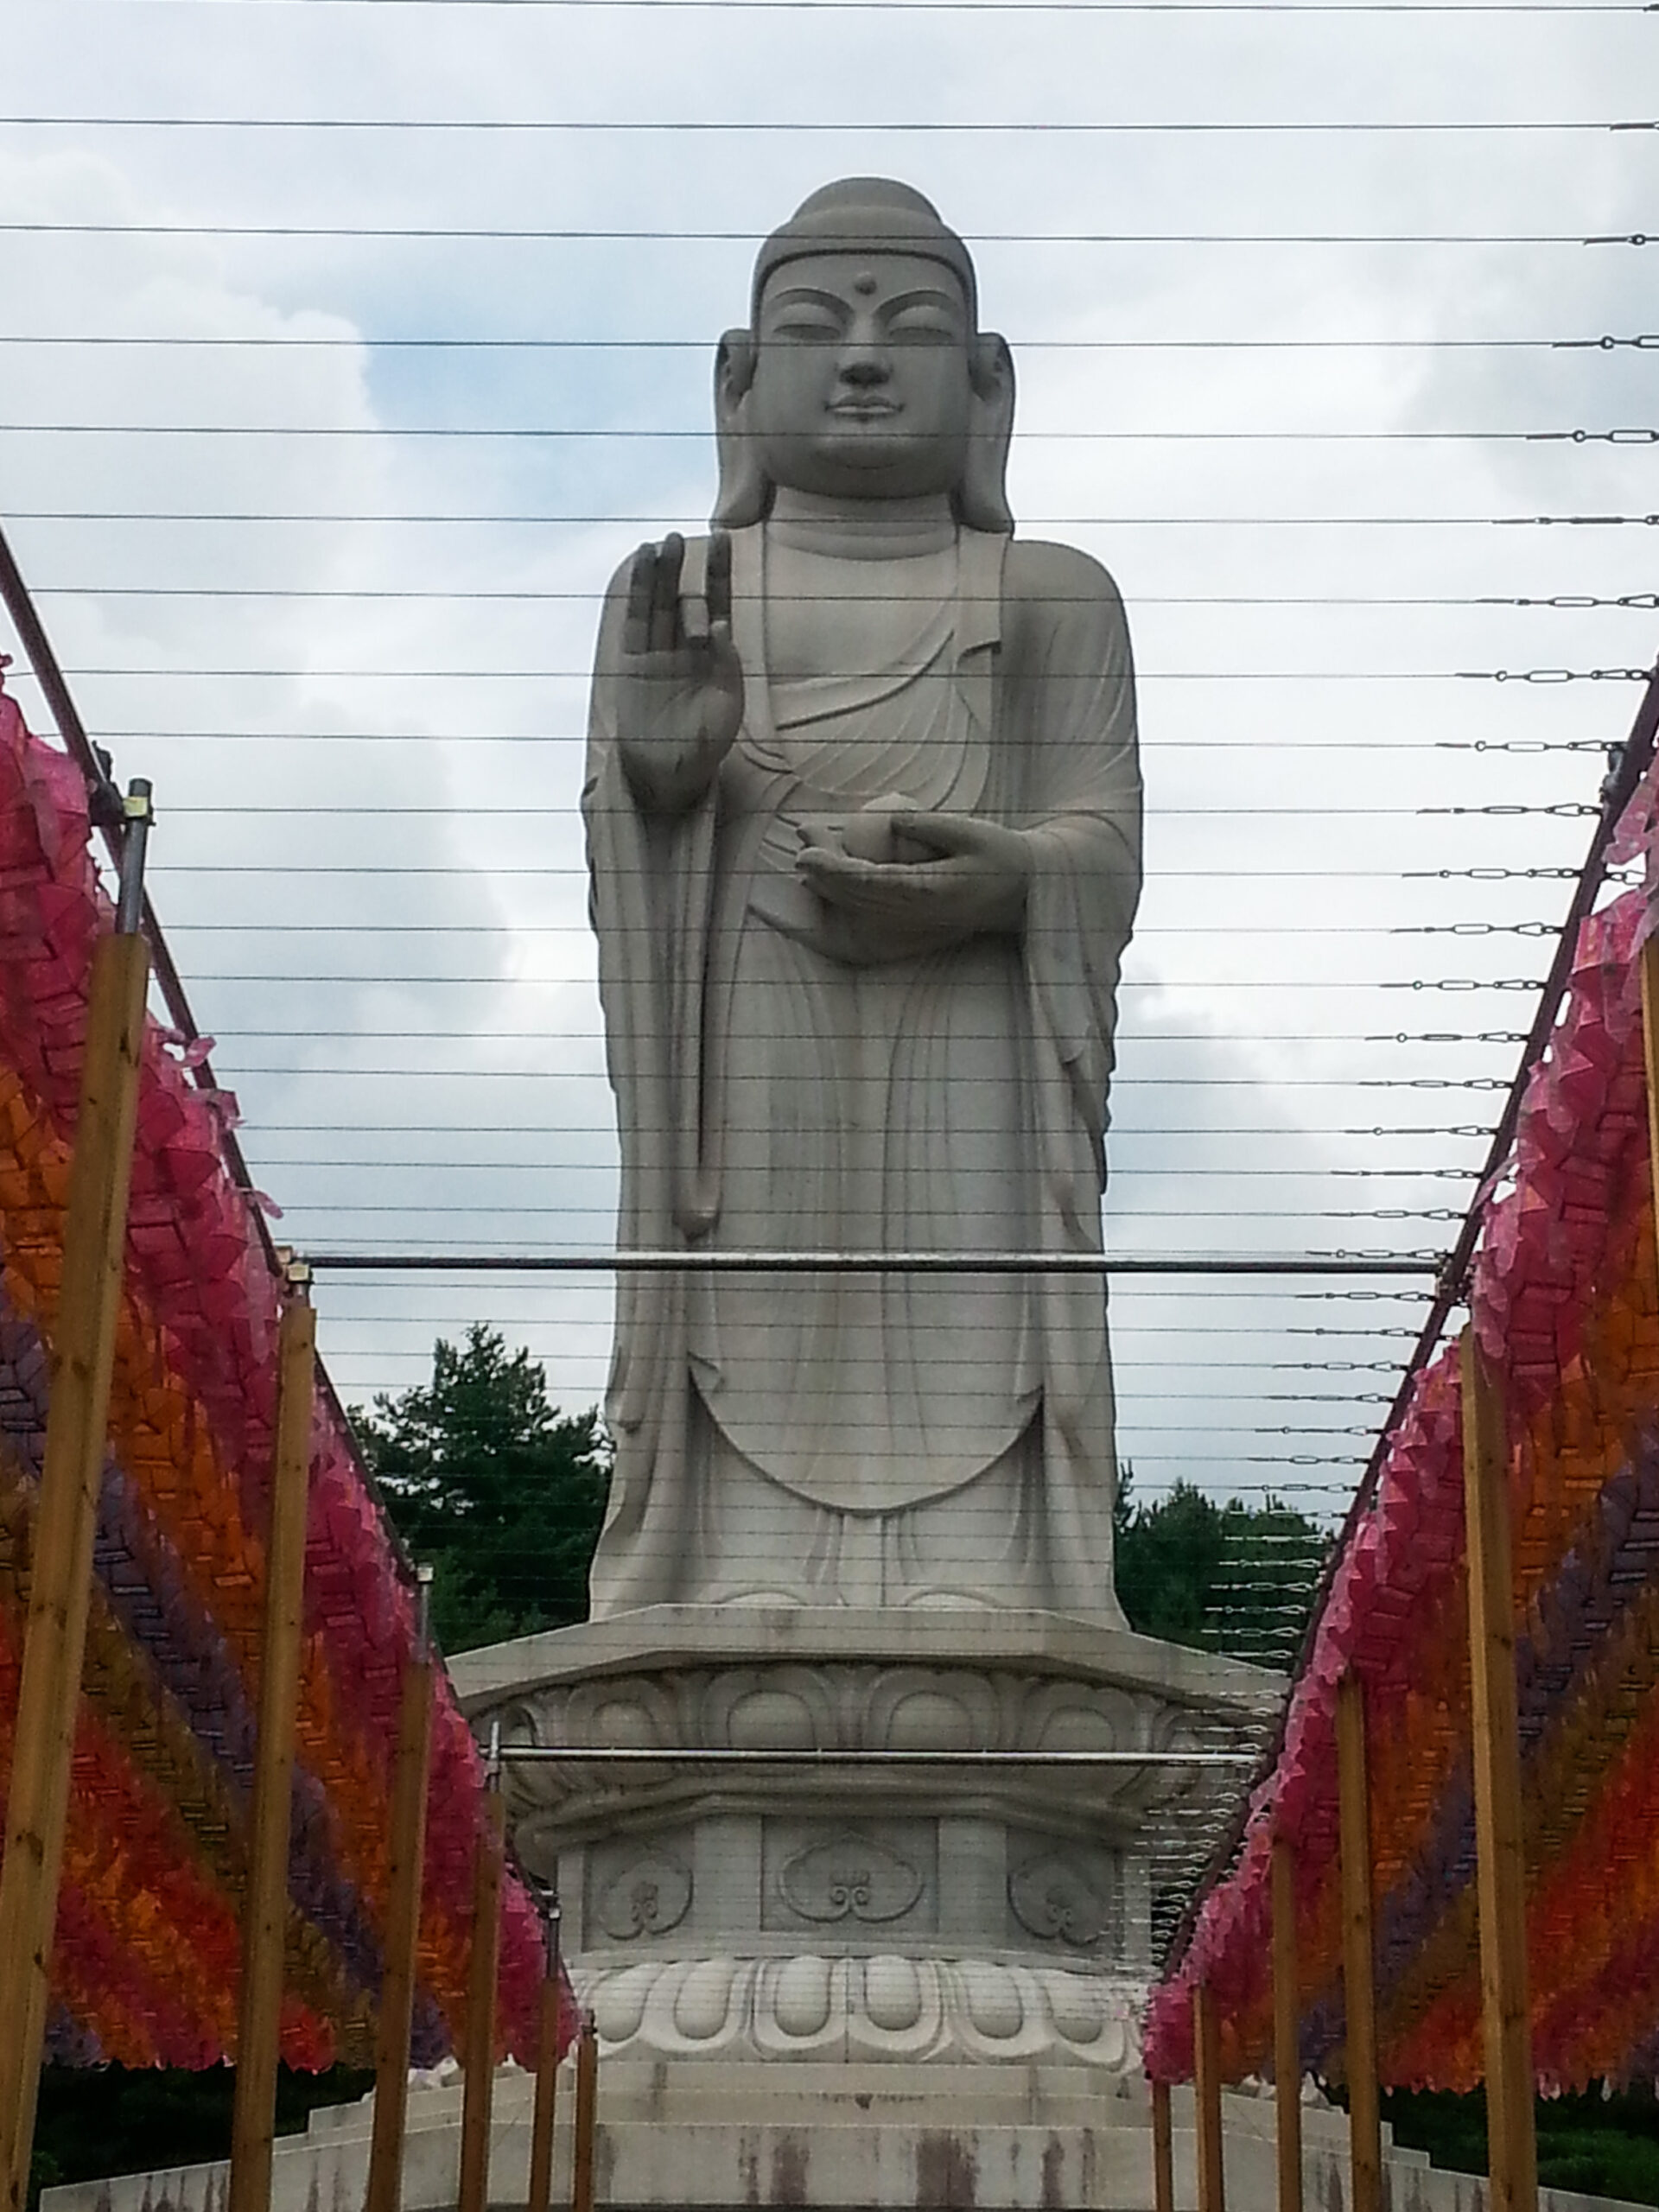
{"left": 1, "top": 1, "right": 1653, "bottom": 1549}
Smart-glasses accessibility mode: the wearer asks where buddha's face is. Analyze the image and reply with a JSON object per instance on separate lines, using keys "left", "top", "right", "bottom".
{"left": 743, "top": 251, "right": 976, "bottom": 502}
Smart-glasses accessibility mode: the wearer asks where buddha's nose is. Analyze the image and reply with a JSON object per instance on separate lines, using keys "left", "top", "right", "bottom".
{"left": 839, "top": 348, "right": 890, "bottom": 386}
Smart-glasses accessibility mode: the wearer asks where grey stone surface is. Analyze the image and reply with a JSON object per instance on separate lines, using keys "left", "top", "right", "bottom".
{"left": 458, "top": 1609, "right": 1281, "bottom": 2068}
{"left": 582, "top": 177, "right": 1142, "bottom": 1618}
{"left": 42, "top": 2069, "right": 1656, "bottom": 2212}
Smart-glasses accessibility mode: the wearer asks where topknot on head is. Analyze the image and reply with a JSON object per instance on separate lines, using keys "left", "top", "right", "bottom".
{"left": 750, "top": 176, "right": 978, "bottom": 327}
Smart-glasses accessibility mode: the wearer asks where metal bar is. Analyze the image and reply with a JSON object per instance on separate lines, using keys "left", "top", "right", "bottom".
{"left": 114, "top": 779, "right": 152, "bottom": 936}
{"left": 496, "top": 1746, "right": 1261, "bottom": 1767}
{"left": 308, "top": 1249, "right": 1442, "bottom": 1277}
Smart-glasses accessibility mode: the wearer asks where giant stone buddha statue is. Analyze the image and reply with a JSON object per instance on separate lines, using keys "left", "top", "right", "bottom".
{"left": 582, "top": 178, "right": 1142, "bottom": 1619}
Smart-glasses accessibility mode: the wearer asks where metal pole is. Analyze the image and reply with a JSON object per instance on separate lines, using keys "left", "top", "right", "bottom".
{"left": 228, "top": 1273, "right": 317, "bottom": 2212}
{"left": 0, "top": 807, "right": 151, "bottom": 2209}
{"left": 114, "top": 780, "right": 152, "bottom": 937}
{"left": 307, "top": 1249, "right": 1442, "bottom": 1279}
{"left": 496, "top": 1747, "right": 1258, "bottom": 1769}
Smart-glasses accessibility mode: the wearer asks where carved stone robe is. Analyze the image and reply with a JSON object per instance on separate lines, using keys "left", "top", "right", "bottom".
{"left": 582, "top": 523, "right": 1141, "bottom": 1617}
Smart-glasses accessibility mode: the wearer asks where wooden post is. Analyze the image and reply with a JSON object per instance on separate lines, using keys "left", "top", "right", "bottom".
{"left": 571, "top": 2012, "right": 599, "bottom": 2212}
{"left": 1152, "top": 2076, "right": 1175, "bottom": 2212}
{"left": 1336, "top": 1673, "right": 1382, "bottom": 2212}
{"left": 1639, "top": 938, "right": 1659, "bottom": 1237}
{"left": 0, "top": 925, "right": 149, "bottom": 2209}
{"left": 1192, "top": 1981, "right": 1225, "bottom": 2212}
{"left": 457, "top": 1776, "right": 505, "bottom": 2212}
{"left": 1272, "top": 1834, "right": 1303, "bottom": 2212}
{"left": 1461, "top": 1328, "right": 1539, "bottom": 2212}
{"left": 365, "top": 1573, "right": 436, "bottom": 2212}
{"left": 228, "top": 1283, "right": 318, "bottom": 2212}
{"left": 528, "top": 1900, "right": 564, "bottom": 2212}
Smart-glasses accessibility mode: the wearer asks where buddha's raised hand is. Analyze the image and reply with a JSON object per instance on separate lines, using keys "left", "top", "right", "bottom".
{"left": 614, "top": 531, "right": 745, "bottom": 813}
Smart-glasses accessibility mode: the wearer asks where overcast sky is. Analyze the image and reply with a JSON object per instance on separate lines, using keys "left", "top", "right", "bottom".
{"left": 2, "top": 0, "right": 1654, "bottom": 1656}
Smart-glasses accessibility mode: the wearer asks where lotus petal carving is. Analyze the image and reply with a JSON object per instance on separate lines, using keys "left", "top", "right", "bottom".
{"left": 778, "top": 1831, "right": 925, "bottom": 1925}
{"left": 597, "top": 1849, "right": 693, "bottom": 1940}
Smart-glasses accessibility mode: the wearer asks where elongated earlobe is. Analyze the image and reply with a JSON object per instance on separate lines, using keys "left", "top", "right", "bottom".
{"left": 712, "top": 329, "right": 772, "bottom": 530}
{"left": 957, "top": 332, "right": 1015, "bottom": 536}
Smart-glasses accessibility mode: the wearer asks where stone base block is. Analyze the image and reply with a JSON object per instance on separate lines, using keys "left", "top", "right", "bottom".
{"left": 41, "top": 2067, "right": 1653, "bottom": 2212}
{"left": 453, "top": 1605, "right": 1283, "bottom": 2071}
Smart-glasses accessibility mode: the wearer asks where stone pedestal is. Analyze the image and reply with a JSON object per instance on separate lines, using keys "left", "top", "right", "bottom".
{"left": 48, "top": 2063, "right": 1654, "bottom": 2212}
{"left": 452, "top": 1608, "right": 1282, "bottom": 2072}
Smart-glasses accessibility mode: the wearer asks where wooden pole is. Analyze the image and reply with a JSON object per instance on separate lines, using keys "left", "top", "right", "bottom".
{"left": 1151, "top": 2077, "right": 1175, "bottom": 2212}
{"left": 0, "top": 924, "right": 149, "bottom": 2210}
{"left": 457, "top": 1773, "right": 505, "bottom": 2212}
{"left": 1639, "top": 938, "right": 1659, "bottom": 1241}
{"left": 528, "top": 1901, "right": 564, "bottom": 2212}
{"left": 364, "top": 1573, "right": 436, "bottom": 2212}
{"left": 571, "top": 2012, "right": 599, "bottom": 2212}
{"left": 1192, "top": 1981, "right": 1225, "bottom": 2212}
{"left": 1272, "top": 1834, "right": 1303, "bottom": 2212}
{"left": 1461, "top": 1327, "right": 1538, "bottom": 2212}
{"left": 1336, "top": 1673, "right": 1382, "bottom": 2212}
{"left": 227, "top": 1282, "right": 318, "bottom": 2212}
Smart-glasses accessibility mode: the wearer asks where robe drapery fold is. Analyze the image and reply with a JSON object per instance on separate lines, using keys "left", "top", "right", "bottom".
{"left": 582, "top": 524, "right": 1141, "bottom": 1618}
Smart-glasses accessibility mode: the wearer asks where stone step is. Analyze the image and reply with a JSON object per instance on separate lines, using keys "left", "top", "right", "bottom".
{"left": 41, "top": 2069, "right": 1642, "bottom": 2212}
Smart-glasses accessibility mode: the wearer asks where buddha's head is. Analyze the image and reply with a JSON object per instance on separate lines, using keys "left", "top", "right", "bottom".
{"left": 712, "top": 178, "right": 1014, "bottom": 533}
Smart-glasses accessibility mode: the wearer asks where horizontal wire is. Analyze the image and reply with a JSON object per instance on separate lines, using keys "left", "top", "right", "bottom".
{"left": 145, "top": 922, "right": 1562, "bottom": 936}
{"left": 0, "top": 334, "right": 1643, "bottom": 353}
{"left": 232, "top": 1156, "right": 1477, "bottom": 1173}
{"left": 235, "top": 1122, "right": 1488, "bottom": 1137}
{"left": 20, "top": 588, "right": 1659, "bottom": 613}
{"left": 55, "top": 739, "right": 1642, "bottom": 760}
{"left": 180, "top": 2, "right": 1657, "bottom": 15}
{"left": 4, "top": 115, "right": 1649, "bottom": 132}
{"left": 142, "top": 1069, "right": 1514, "bottom": 1086}
{"left": 0, "top": 223, "right": 1637, "bottom": 245}
{"left": 127, "top": 865, "right": 1586, "bottom": 878}
{"left": 70, "top": 798, "right": 1603, "bottom": 810}
{"left": 126, "top": 974, "right": 1545, "bottom": 987}
{"left": 187, "top": 1031, "right": 1522, "bottom": 1045}
{"left": 4, "top": 423, "right": 1651, "bottom": 442}
{"left": 21, "top": 670, "right": 1648, "bottom": 686}
{"left": 302, "top": 1249, "right": 1441, "bottom": 1273}
{"left": 9, "top": 509, "right": 1653, "bottom": 525}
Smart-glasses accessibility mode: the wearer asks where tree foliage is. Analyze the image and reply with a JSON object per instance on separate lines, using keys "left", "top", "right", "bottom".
{"left": 354, "top": 1324, "right": 612, "bottom": 1653}
{"left": 1114, "top": 1470, "right": 1328, "bottom": 1669}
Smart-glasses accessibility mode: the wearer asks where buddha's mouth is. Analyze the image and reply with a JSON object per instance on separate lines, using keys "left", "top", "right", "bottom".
{"left": 828, "top": 399, "right": 901, "bottom": 418}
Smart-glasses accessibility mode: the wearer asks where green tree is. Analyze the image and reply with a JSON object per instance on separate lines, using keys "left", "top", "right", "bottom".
{"left": 1114, "top": 1469, "right": 1326, "bottom": 1668}
{"left": 354, "top": 1325, "right": 612, "bottom": 1653}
